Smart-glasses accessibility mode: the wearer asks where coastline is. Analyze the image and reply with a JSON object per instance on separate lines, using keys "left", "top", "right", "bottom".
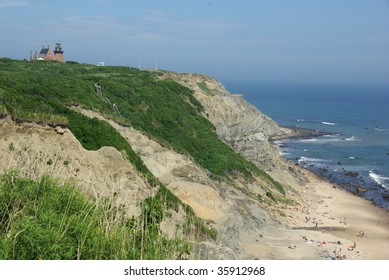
{"left": 271, "top": 125, "right": 389, "bottom": 209}
{"left": 284, "top": 169, "right": 389, "bottom": 260}
{"left": 267, "top": 128, "right": 389, "bottom": 260}
{"left": 270, "top": 126, "right": 333, "bottom": 142}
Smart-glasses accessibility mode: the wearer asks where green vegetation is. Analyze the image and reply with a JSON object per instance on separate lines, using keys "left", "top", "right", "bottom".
{"left": 0, "top": 58, "right": 280, "bottom": 183}
{"left": 0, "top": 58, "right": 289, "bottom": 259}
{"left": 0, "top": 104, "right": 7, "bottom": 115}
{"left": 8, "top": 143, "right": 15, "bottom": 152}
{"left": 0, "top": 171, "right": 212, "bottom": 259}
{"left": 145, "top": 186, "right": 217, "bottom": 241}
{"left": 197, "top": 81, "right": 213, "bottom": 95}
{"left": 55, "top": 106, "right": 158, "bottom": 186}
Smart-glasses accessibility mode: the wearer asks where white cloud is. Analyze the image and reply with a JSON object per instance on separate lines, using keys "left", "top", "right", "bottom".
{"left": 0, "top": 0, "right": 30, "bottom": 8}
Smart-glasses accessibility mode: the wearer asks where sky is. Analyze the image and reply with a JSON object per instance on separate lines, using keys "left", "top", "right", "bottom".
{"left": 0, "top": 0, "right": 388, "bottom": 85}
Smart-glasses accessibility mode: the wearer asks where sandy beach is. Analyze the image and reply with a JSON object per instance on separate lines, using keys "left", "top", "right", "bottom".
{"left": 271, "top": 167, "right": 389, "bottom": 260}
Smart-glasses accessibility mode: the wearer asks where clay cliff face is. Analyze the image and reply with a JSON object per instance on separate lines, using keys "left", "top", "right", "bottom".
{"left": 72, "top": 108, "right": 282, "bottom": 259}
{"left": 161, "top": 73, "right": 308, "bottom": 187}
{"left": 0, "top": 73, "right": 314, "bottom": 259}
{"left": 160, "top": 73, "right": 284, "bottom": 168}
{"left": 0, "top": 116, "right": 152, "bottom": 217}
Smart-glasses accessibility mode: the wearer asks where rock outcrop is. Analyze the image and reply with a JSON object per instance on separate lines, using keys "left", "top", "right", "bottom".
{"left": 161, "top": 73, "right": 309, "bottom": 187}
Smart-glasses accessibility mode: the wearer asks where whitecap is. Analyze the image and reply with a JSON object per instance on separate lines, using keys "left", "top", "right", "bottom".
{"left": 297, "top": 119, "right": 305, "bottom": 122}
{"left": 348, "top": 156, "right": 356, "bottom": 160}
{"left": 298, "top": 157, "right": 330, "bottom": 163}
{"left": 296, "top": 136, "right": 342, "bottom": 144}
{"left": 344, "top": 136, "right": 357, "bottom": 141}
{"left": 375, "top": 128, "right": 388, "bottom": 132}
{"left": 369, "top": 171, "right": 389, "bottom": 189}
{"left": 322, "top": 121, "right": 336, "bottom": 126}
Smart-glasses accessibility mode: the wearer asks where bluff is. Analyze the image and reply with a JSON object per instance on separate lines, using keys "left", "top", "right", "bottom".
{"left": 162, "top": 72, "right": 309, "bottom": 187}
{"left": 0, "top": 59, "right": 315, "bottom": 259}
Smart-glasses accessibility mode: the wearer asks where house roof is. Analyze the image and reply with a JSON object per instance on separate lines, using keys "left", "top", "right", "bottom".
{"left": 39, "top": 48, "right": 50, "bottom": 55}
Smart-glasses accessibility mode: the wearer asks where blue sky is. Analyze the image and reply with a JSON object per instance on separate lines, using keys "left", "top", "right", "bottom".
{"left": 0, "top": 0, "right": 388, "bottom": 85}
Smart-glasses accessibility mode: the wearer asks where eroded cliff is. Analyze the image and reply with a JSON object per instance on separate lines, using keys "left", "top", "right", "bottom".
{"left": 161, "top": 72, "right": 309, "bottom": 187}
{"left": 0, "top": 65, "right": 317, "bottom": 259}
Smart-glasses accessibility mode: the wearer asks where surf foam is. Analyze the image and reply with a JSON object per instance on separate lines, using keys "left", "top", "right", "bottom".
{"left": 322, "top": 121, "right": 336, "bottom": 126}
{"left": 369, "top": 171, "right": 389, "bottom": 189}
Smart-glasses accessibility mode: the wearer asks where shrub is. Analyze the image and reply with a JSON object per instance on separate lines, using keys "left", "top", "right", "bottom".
{"left": 0, "top": 171, "right": 191, "bottom": 260}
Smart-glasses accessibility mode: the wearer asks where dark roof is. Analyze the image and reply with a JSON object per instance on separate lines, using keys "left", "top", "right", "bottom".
{"left": 39, "top": 48, "right": 50, "bottom": 55}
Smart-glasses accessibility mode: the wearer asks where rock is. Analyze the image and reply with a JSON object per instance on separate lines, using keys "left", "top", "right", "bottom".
{"left": 344, "top": 171, "right": 359, "bottom": 177}
{"left": 356, "top": 187, "right": 368, "bottom": 193}
{"left": 382, "top": 192, "right": 389, "bottom": 200}
{"left": 54, "top": 126, "right": 65, "bottom": 135}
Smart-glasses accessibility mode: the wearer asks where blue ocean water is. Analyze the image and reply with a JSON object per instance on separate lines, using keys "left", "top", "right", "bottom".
{"left": 224, "top": 82, "right": 389, "bottom": 208}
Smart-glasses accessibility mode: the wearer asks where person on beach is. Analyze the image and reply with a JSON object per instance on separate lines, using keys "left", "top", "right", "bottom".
{"left": 312, "top": 217, "right": 318, "bottom": 228}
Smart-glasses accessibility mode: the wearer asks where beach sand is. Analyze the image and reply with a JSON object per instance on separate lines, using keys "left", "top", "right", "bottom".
{"left": 273, "top": 169, "right": 389, "bottom": 260}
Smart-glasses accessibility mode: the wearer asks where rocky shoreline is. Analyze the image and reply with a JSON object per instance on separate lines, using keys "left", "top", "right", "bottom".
{"left": 271, "top": 125, "right": 389, "bottom": 209}
{"left": 270, "top": 126, "right": 332, "bottom": 142}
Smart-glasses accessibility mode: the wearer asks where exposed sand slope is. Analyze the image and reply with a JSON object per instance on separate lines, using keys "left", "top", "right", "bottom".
{"left": 76, "top": 108, "right": 315, "bottom": 259}
{"left": 0, "top": 116, "right": 152, "bottom": 216}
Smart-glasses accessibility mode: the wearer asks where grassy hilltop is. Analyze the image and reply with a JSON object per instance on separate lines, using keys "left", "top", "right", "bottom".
{"left": 0, "top": 58, "right": 284, "bottom": 259}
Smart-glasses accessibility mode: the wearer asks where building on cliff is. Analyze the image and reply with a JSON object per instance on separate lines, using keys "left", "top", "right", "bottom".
{"left": 30, "top": 41, "right": 64, "bottom": 62}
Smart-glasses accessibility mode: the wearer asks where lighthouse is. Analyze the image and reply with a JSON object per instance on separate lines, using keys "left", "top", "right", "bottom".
{"left": 54, "top": 41, "right": 64, "bottom": 62}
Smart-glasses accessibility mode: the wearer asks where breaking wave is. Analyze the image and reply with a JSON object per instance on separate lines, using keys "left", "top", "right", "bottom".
{"left": 369, "top": 171, "right": 389, "bottom": 189}
{"left": 294, "top": 135, "right": 357, "bottom": 144}
{"left": 344, "top": 136, "right": 357, "bottom": 141}
{"left": 322, "top": 121, "right": 336, "bottom": 126}
{"left": 298, "top": 156, "right": 331, "bottom": 164}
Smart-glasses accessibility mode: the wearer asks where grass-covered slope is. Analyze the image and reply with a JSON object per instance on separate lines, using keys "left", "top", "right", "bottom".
{"left": 0, "top": 58, "right": 224, "bottom": 259}
{"left": 0, "top": 58, "right": 280, "bottom": 183}
{"left": 0, "top": 171, "right": 193, "bottom": 260}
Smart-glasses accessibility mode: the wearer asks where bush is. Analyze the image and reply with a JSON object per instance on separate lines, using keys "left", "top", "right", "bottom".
{"left": 0, "top": 171, "right": 191, "bottom": 260}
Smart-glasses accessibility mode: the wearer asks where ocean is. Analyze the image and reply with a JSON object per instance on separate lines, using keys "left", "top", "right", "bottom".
{"left": 224, "top": 81, "right": 389, "bottom": 209}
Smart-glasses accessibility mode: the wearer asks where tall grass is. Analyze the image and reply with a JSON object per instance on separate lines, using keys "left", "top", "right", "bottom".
{"left": 0, "top": 170, "right": 202, "bottom": 260}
